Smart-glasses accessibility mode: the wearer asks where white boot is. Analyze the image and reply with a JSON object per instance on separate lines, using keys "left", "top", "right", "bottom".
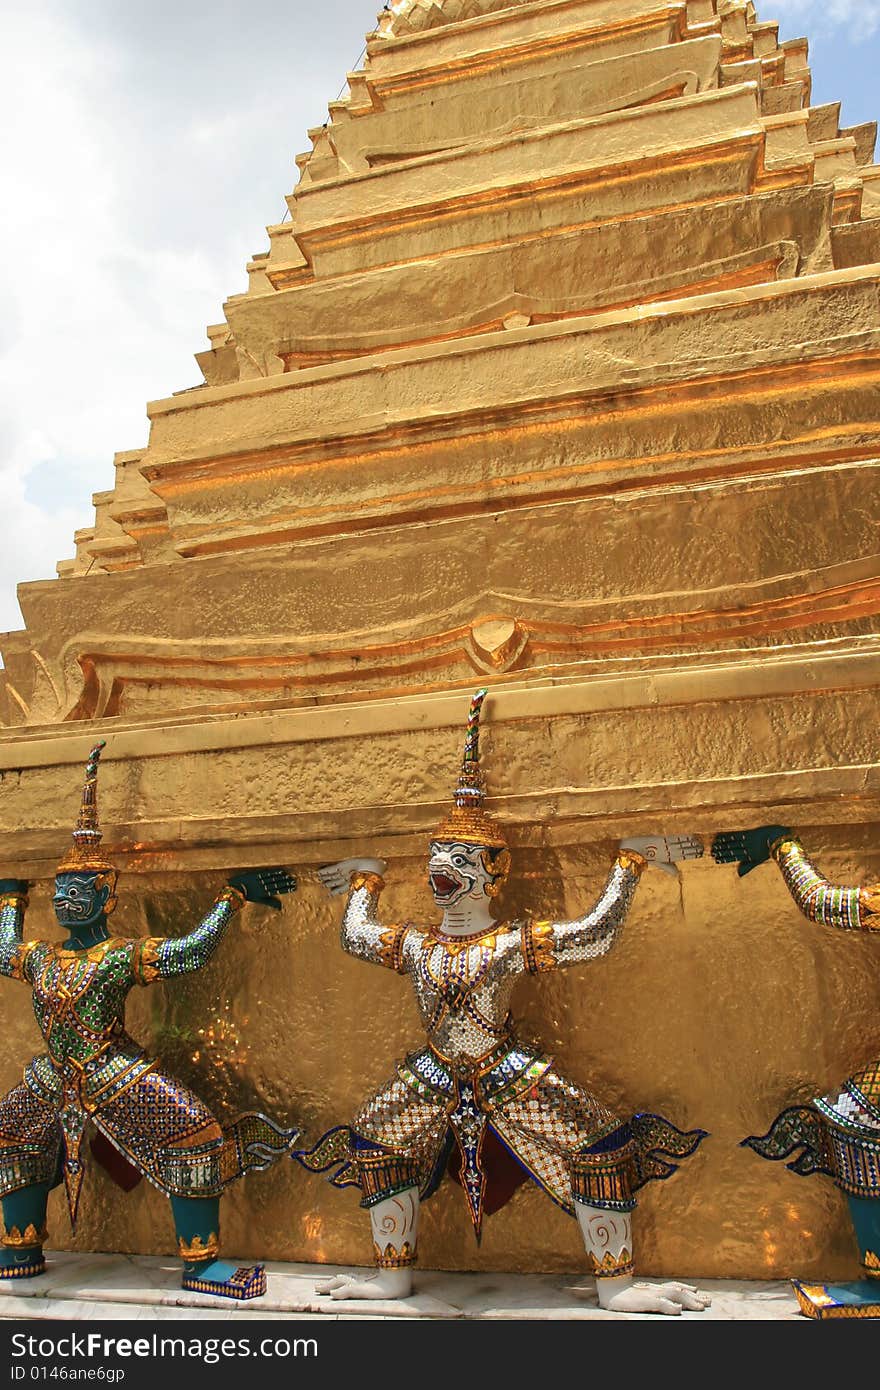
{"left": 315, "top": 1186, "right": 419, "bottom": 1301}
{"left": 575, "top": 1202, "right": 711, "bottom": 1315}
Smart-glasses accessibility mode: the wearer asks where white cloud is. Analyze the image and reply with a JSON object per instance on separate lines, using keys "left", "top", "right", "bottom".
{"left": 769, "top": 0, "right": 880, "bottom": 38}
{"left": 0, "top": 0, "right": 375, "bottom": 636}
{"left": 0, "top": 8, "right": 222, "bottom": 631}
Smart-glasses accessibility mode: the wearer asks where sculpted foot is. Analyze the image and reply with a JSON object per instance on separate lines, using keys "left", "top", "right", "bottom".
{"left": 182, "top": 1258, "right": 266, "bottom": 1300}
{"left": 319, "top": 1186, "right": 419, "bottom": 1300}
{"left": 598, "top": 1277, "right": 711, "bottom": 1315}
{"left": 318, "top": 1269, "right": 413, "bottom": 1300}
{"left": 0, "top": 1248, "right": 46, "bottom": 1279}
{"left": 314, "top": 1273, "right": 349, "bottom": 1294}
{"left": 653, "top": 1281, "right": 712, "bottom": 1311}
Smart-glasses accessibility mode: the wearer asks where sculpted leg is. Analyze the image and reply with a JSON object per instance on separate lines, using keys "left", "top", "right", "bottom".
{"left": 315, "top": 1088, "right": 438, "bottom": 1302}
{"left": 848, "top": 1194, "right": 880, "bottom": 1280}
{"left": 787, "top": 1194, "right": 880, "bottom": 1316}
{"left": 742, "top": 1080, "right": 880, "bottom": 1315}
{"left": 0, "top": 1082, "right": 62, "bottom": 1280}
{"left": 316, "top": 1186, "right": 420, "bottom": 1300}
{"left": 575, "top": 1204, "right": 709, "bottom": 1314}
{"left": 570, "top": 1134, "right": 711, "bottom": 1316}
{"left": 0, "top": 1183, "right": 51, "bottom": 1279}
{"left": 173, "top": 1195, "right": 266, "bottom": 1301}
{"left": 99, "top": 1072, "right": 267, "bottom": 1301}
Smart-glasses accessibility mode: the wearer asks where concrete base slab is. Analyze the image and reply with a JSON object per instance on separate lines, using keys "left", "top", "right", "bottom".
{"left": 0, "top": 1251, "right": 804, "bottom": 1320}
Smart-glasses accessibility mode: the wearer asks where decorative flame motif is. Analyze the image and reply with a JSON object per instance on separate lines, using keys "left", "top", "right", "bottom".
{"left": 463, "top": 688, "right": 485, "bottom": 768}
{"left": 432, "top": 689, "right": 507, "bottom": 850}
{"left": 57, "top": 742, "right": 118, "bottom": 877}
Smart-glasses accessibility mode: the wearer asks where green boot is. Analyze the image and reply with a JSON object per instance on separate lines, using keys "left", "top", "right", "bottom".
{"left": 0, "top": 1183, "right": 50, "bottom": 1280}
{"left": 172, "top": 1195, "right": 266, "bottom": 1301}
{"left": 793, "top": 1196, "right": 880, "bottom": 1318}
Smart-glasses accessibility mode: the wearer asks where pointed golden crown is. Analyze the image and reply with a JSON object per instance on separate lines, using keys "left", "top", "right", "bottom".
{"left": 432, "top": 689, "right": 508, "bottom": 850}
{"left": 57, "top": 742, "right": 117, "bottom": 877}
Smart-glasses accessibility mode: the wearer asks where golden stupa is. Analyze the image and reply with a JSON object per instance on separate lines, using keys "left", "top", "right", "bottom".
{"left": 1, "top": 0, "right": 878, "bottom": 1279}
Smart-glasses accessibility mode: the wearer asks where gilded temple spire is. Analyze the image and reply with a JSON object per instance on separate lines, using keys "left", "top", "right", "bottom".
{"left": 0, "top": 0, "right": 878, "bottom": 1288}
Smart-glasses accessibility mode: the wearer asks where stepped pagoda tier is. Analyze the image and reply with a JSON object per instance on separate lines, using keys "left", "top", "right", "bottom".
{"left": 1, "top": 0, "right": 878, "bottom": 1280}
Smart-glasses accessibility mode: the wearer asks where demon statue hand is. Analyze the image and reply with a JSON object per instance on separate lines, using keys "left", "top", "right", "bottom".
{"left": 306, "top": 691, "right": 710, "bottom": 1315}
{"left": 714, "top": 825, "right": 880, "bottom": 1319}
{"left": 0, "top": 743, "right": 299, "bottom": 1300}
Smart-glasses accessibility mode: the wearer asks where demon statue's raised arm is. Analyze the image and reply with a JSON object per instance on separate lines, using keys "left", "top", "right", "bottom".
{"left": 0, "top": 743, "right": 298, "bottom": 1301}
{"left": 714, "top": 825, "right": 880, "bottom": 1319}
{"left": 303, "top": 691, "right": 710, "bottom": 1315}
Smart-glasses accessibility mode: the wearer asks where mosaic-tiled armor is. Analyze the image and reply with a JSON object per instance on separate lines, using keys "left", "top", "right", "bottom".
{"left": 303, "top": 691, "right": 710, "bottom": 1315}
{"left": 0, "top": 743, "right": 298, "bottom": 1300}
{"left": 714, "top": 826, "right": 880, "bottom": 1319}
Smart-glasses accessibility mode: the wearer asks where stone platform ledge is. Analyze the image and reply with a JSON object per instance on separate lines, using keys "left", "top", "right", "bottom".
{"left": 0, "top": 1251, "right": 802, "bottom": 1320}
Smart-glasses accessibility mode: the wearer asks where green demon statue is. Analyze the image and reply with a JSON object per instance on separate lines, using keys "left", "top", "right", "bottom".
{"left": 714, "top": 825, "right": 880, "bottom": 1319}
{"left": 0, "top": 743, "right": 298, "bottom": 1300}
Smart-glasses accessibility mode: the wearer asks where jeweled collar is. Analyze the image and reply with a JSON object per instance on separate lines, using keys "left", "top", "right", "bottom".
{"left": 427, "top": 921, "right": 508, "bottom": 953}
{"left": 51, "top": 937, "right": 126, "bottom": 963}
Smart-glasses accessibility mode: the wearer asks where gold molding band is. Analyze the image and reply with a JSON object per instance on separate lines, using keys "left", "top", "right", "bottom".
{"left": 218, "top": 886, "right": 247, "bottom": 911}
{"left": 377, "top": 924, "right": 410, "bottom": 974}
{"left": 349, "top": 871, "right": 386, "bottom": 895}
{"left": 588, "top": 1248, "right": 635, "bottom": 1279}
{"left": 771, "top": 836, "right": 797, "bottom": 858}
{"left": 373, "top": 1241, "right": 416, "bottom": 1270}
{"left": 859, "top": 885, "right": 880, "bottom": 920}
{"left": 570, "top": 1144, "right": 637, "bottom": 1209}
{"left": 2, "top": 1223, "right": 47, "bottom": 1250}
{"left": 616, "top": 849, "right": 648, "bottom": 875}
{"left": 177, "top": 1232, "right": 220, "bottom": 1263}
{"left": 132, "top": 939, "right": 162, "bottom": 986}
{"left": 522, "top": 918, "right": 555, "bottom": 974}
{"left": 356, "top": 1149, "right": 421, "bottom": 1207}
{"left": 0, "top": 894, "right": 28, "bottom": 912}
{"left": 0, "top": 1258, "right": 46, "bottom": 1279}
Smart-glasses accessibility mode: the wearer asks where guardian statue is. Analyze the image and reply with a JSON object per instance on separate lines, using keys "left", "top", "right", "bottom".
{"left": 714, "top": 825, "right": 880, "bottom": 1319}
{"left": 0, "top": 743, "right": 298, "bottom": 1300}
{"left": 305, "top": 691, "right": 710, "bottom": 1315}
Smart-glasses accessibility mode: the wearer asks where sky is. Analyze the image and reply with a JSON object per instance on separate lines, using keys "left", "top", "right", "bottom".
{"left": 0, "top": 0, "right": 878, "bottom": 636}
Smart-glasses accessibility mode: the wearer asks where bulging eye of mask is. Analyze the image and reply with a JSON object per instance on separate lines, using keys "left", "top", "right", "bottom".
{"left": 428, "top": 842, "right": 499, "bottom": 905}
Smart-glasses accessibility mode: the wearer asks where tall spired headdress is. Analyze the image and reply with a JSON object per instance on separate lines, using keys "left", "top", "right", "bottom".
{"left": 432, "top": 689, "right": 508, "bottom": 849}
{"left": 57, "top": 741, "right": 117, "bottom": 877}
